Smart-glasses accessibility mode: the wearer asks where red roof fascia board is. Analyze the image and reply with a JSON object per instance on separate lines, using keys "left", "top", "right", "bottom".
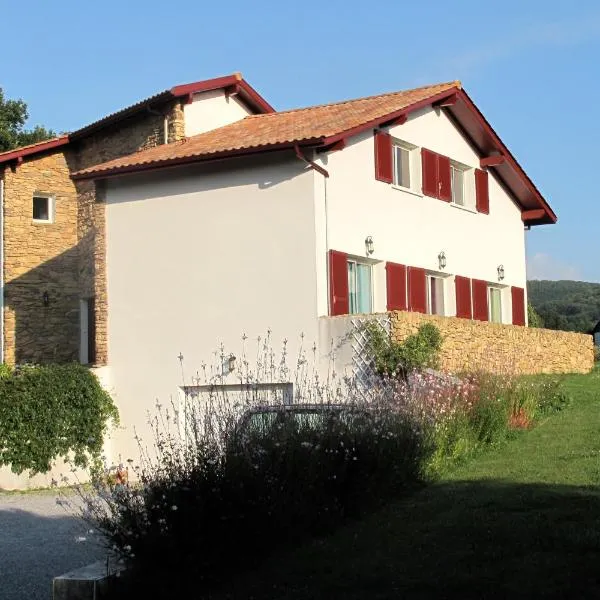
{"left": 320, "top": 88, "right": 460, "bottom": 147}
{"left": 170, "top": 75, "right": 275, "bottom": 114}
{"left": 0, "top": 136, "right": 70, "bottom": 166}
{"left": 448, "top": 90, "right": 556, "bottom": 225}
{"left": 72, "top": 139, "right": 324, "bottom": 181}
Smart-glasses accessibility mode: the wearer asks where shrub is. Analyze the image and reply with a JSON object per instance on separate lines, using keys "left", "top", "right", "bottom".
{"left": 0, "top": 363, "right": 118, "bottom": 474}
{"left": 366, "top": 321, "right": 442, "bottom": 378}
{"left": 77, "top": 338, "right": 570, "bottom": 598}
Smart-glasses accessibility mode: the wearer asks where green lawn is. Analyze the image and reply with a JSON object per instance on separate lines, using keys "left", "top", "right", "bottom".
{"left": 219, "top": 368, "right": 600, "bottom": 599}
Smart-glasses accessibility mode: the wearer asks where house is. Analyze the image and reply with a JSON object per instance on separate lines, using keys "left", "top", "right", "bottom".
{"left": 0, "top": 72, "right": 569, "bottom": 469}
{"left": 592, "top": 321, "right": 600, "bottom": 346}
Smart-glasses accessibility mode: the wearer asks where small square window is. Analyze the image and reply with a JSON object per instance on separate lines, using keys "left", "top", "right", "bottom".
{"left": 33, "top": 195, "right": 53, "bottom": 222}
{"left": 427, "top": 275, "right": 445, "bottom": 316}
{"left": 347, "top": 259, "right": 373, "bottom": 314}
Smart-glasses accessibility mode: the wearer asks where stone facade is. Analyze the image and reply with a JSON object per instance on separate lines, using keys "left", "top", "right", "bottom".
{"left": 390, "top": 310, "right": 595, "bottom": 375}
{"left": 1, "top": 154, "right": 79, "bottom": 363}
{"left": 0, "top": 98, "right": 186, "bottom": 365}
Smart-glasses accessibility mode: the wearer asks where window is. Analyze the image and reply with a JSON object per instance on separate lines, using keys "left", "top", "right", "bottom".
{"left": 451, "top": 164, "right": 465, "bottom": 206}
{"left": 80, "top": 298, "right": 96, "bottom": 364}
{"left": 393, "top": 144, "right": 411, "bottom": 188}
{"left": 32, "top": 194, "right": 53, "bottom": 223}
{"left": 347, "top": 259, "right": 372, "bottom": 314}
{"left": 427, "top": 275, "right": 445, "bottom": 316}
{"left": 488, "top": 287, "right": 502, "bottom": 323}
{"left": 392, "top": 140, "right": 417, "bottom": 191}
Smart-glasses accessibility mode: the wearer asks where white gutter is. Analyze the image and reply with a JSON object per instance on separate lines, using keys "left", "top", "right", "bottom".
{"left": 0, "top": 177, "right": 4, "bottom": 363}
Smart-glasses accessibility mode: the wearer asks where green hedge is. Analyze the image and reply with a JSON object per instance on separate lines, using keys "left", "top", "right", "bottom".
{"left": 0, "top": 363, "right": 118, "bottom": 474}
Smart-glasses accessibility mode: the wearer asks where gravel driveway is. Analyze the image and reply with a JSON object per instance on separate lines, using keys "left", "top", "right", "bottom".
{"left": 0, "top": 491, "right": 104, "bottom": 600}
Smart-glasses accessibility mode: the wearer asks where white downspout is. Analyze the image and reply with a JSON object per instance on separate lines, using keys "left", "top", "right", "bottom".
{"left": 0, "top": 177, "right": 4, "bottom": 363}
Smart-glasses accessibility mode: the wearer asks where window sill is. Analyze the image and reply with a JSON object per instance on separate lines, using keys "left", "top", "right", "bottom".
{"left": 450, "top": 202, "right": 477, "bottom": 214}
{"left": 391, "top": 185, "right": 423, "bottom": 198}
{"left": 32, "top": 219, "right": 54, "bottom": 225}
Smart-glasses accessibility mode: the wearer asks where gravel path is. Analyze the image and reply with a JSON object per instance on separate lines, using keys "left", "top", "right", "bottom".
{"left": 0, "top": 491, "right": 104, "bottom": 600}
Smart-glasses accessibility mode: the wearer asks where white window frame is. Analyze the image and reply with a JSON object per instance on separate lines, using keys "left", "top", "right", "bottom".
{"left": 32, "top": 193, "right": 55, "bottom": 224}
{"left": 450, "top": 160, "right": 475, "bottom": 211}
{"left": 347, "top": 258, "right": 373, "bottom": 315}
{"left": 391, "top": 139, "right": 420, "bottom": 195}
{"left": 488, "top": 286, "right": 503, "bottom": 324}
{"left": 426, "top": 274, "right": 446, "bottom": 316}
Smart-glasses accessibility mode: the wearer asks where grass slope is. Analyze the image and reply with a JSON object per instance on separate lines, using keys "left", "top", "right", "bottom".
{"left": 219, "top": 369, "right": 600, "bottom": 599}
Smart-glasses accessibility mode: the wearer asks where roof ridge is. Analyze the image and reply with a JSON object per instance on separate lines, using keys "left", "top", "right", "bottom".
{"left": 245, "top": 81, "right": 461, "bottom": 119}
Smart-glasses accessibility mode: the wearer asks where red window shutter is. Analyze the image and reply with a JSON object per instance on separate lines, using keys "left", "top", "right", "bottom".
{"left": 408, "top": 267, "right": 427, "bottom": 313}
{"left": 472, "top": 279, "right": 489, "bottom": 321}
{"left": 511, "top": 286, "right": 526, "bottom": 326}
{"left": 455, "top": 276, "right": 472, "bottom": 319}
{"left": 475, "top": 169, "right": 489, "bottom": 214}
{"left": 374, "top": 131, "right": 393, "bottom": 183}
{"left": 328, "top": 250, "right": 349, "bottom": 316}
{"left": 386, "top": 262, "right": 407, "bottom": 311}
{"left": 437, "top": 154, "right": 452, "bottom": 202}
{"left": 421, "top": 148, "right": 438, "bottom": 197}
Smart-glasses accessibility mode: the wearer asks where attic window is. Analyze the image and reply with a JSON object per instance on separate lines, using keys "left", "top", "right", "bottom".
{"left": 33, "top": 194, "right": 54, "bottom": 223}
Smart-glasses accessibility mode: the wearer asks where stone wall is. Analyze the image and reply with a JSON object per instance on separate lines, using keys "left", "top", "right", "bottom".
{"left": 0, "top": 98, "right": 187, "bottom": 365}
{"left": 1, "top": 154, "right": 79, "bottom": 363}
{"left": 391, "top": 310, "right": 594, "bottom": 374}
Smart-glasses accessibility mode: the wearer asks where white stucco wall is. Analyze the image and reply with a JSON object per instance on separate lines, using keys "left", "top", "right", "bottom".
{"left": 103, "top": 154, "right": 318, "bottom": 459}
{"left": 184, "top": 89, "right": 252, "bottom": 137}
{"left": 316, "top": 105, "right": 528, "bottom": 323}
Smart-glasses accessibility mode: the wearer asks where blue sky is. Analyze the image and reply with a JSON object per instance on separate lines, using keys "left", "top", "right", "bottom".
{"left": 2, "top": 0, "right": 598, "bottom": 281}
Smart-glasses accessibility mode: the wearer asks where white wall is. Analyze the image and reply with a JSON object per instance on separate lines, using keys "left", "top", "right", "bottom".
{"left": 317, "top": 105, "right": 528, "bottom": 322}
{"left": 184, "top": 89, "right": 252, "bottom": 137}
{"left": 104, "top": 154, "right": 318, "bottom": 460}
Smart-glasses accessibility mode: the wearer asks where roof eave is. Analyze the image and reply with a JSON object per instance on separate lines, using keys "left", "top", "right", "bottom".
{"left": 71, "top": 138, "right": 325, "bottom": 181}
{"left": 0, "top": 136, "right": 70, "bottom": 166}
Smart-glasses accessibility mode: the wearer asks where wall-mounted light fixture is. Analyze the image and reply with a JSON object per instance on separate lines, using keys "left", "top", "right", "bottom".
{"left": 365, "top": 236, "right": 374, "bottom": 256}
{"left": 222, "top": 354, "right": 236, "bottom": 376}
{"left": 497, "top": 264, "right": 505, "bottom": 281}
{"left": 42, "top": 291, "right": 50, "bottom": 307}
{"left": 438, "top": 251, "right": 447, "bottom": 270}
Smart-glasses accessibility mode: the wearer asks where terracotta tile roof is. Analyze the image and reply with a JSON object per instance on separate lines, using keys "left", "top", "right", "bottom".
{"left": 73, "top": 82, "right": 461, "bottom": 178}
{"left": 0, "top": 136, "right": 69, "bottom": 164}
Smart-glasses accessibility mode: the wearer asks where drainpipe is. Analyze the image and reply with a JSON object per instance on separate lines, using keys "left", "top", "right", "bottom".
{"left": 294, "top": 144, "right": 329, "bottom": 178}
{"left": 0, "top": 177, "right": 4, "bottom": 364}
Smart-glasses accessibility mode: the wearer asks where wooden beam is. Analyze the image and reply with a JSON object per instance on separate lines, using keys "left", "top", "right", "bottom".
{"left": 433, "top": 92, "right": 458, "bottom": 107}
{"left": 380, "top": 113, "right": 407, "bottom": 128}
{"left": 480, "top": 155, "right": 505, "bottom": 168}
{"left": 317, "top": 139, "right": 346, "bottom": 154}
{"left": 521, "top": 209, "right": 546, "bottom": 222}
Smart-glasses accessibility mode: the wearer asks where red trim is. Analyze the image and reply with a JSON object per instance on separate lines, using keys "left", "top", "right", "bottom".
{"left": 329, "top": 250, "right": 349, "bottom": 316}
{"left": 386, "top": 262, "right": 407, "bottom": 311}
{"left": 455, "top": 276, "right": 473, "bottom": 319}
{"left": 480, "top": 155, "right": 505, "bottom": 168}
{"left": 511, "top": 287, "right": 526, "bottom": 326}
{"left": 0, "top": 136, "right": 69, "bottom": 166}
{"left": 317, "top": 139, "right": 346, "bottom": 153}
{"left": 433, "top": 92, "right": 458, "bottom": 107}
{"left": 380, "top": 113, "right": 407, "bottom": 128}
{"left": 374, "top": 131, "right": 393, "bottom": 183}
{"left": 449, "top": 89, "right": 556, "bottom": 224}
{"left": 321, "top": 88, "right": 460, "bottom": 147}
{"left": 73, "top": 140, "right": 324, "bottom": 180}
{"left": 472, "top": 279, "right": 489, "bottom": 322}
{"left": 521, "top": 209, "right": 546, "bottom": 222}
{"left": 475, "top": 169, "right": 490, "bottom": 214}
{"left": 294, "top": 144, "right": 329, "bottom": 178}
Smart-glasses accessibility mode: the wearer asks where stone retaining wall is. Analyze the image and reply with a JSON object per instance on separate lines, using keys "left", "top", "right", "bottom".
{"left": 391, "top": 311, "right": 594, "bottom": 374}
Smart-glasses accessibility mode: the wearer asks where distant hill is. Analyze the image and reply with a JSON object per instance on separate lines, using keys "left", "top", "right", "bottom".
{"left": 527, "top": 280, "right": 600, "bottom": 333}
